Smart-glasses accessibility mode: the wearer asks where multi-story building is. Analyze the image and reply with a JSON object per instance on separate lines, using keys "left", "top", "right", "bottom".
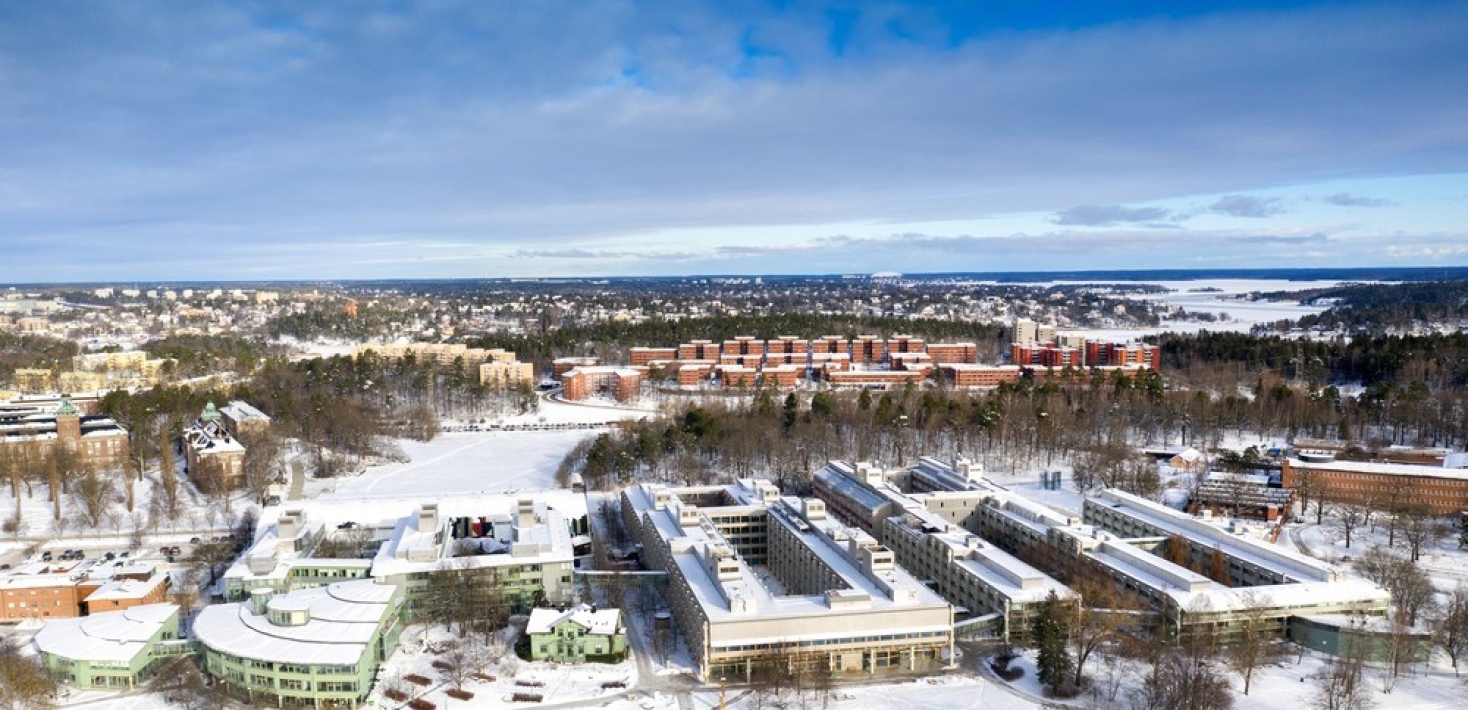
{"left": 0, "top": 562, "right": 170, "bottom": 622}
{"left": 622, "top": 479, "right": 953, "bottom": 682}
{"left": 561, "top": 366, "right": 642, "bottom": 402}
{"left": 194, "top": 579, "right": 405, "bottom": 709}
{"left": 219, "top": 400, "right": 272, "bottom": 438}
{"left": 35, "top": 604, "right": 190, "bottom": 690}
{"left": 225, "top": 497, "right": 581, "bottom": 620}
{"left": 182, "top": 403, "right": 246, "bottom": 493}
{"left": 939, "top": 364, "right": 1021, "bottom": 388}
{"left": 925, "top": 343, "right": 976, "bottom": 365}
{"left": 0, "top": 396, "right": 130, "bottom": 472}
{"left": 1281, "top": 455, "right": 1468, "bottom": 515}
{"left": 629, "top": 347, "right": 678, "bottom": 366}
{"left": 479, "top": 359, "right": 536, "bottom": 389}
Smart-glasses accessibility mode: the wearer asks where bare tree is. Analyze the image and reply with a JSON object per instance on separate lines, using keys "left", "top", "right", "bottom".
{"left": 1397, "top": 506, "right": 1447, "bottom": 563}
{"left": 158, "top": 432, "right": 181, "bottom": 518}
{"left": 238, "top": 429, "right": 283, "bottom": 506}
{"left": 1228, "top": 592, "right": 1284, "bottom": 695}
{"left": 1126, "top": 633, "right": 1233, "bottom": 710}
{"left": 1308, "top": 649, "right": 1372, "bottom": 710}
{"left": 0, "top": 636, "right": 57, "bottom": 710}
{"left": 1068, "top": 572, "right": 1129, "bottom": 689}
{"left": 1332, "top": 505, "right": 1369, "bottom": 549}
{"left": 439, "top": 640, "right": 484, "bottom": 692}
{"left": 1433, "top": 586, "right": 1468, "bottom": 675}
{"left": 72, "top": 468, "right": 117, "bottom": 528}
{"left": 1353, "top": 548, "right": 1437, "bottom": 626}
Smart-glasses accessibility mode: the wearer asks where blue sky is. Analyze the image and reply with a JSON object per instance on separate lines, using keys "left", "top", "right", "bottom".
{"left": 0, "top": 1, "right": 1465, "bottom": 281}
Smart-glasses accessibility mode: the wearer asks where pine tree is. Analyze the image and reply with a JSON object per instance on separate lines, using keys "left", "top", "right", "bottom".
{"left": 1031, "top": 592, "right": 1074, "bottom": 696}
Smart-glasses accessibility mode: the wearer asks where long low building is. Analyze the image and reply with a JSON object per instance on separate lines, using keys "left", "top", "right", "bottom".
{"left": 812, "top": 459, "right": 1073, "bottom": 642}
{"left": 34, "top": 603, "right": 190, "bottom": 690}
{"left": 622, "top": 480, "right": 953, "bottom": 682}
{"left": 1281, "top": 456, "right": 1468, "bottom": 514}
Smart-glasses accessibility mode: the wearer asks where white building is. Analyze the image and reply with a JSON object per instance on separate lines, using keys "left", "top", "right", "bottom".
{"left": 622, "top": 479, "right": 953, "bottom": 682}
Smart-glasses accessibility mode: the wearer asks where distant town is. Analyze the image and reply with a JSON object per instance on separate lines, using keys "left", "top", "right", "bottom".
{"left": 0, "top": 273, "right": 1467, "bottom": 710}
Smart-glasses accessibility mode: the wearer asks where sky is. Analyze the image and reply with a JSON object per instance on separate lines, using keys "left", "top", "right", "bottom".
{"left": 0, "top": 0, "right": 1465, "bottom": 282}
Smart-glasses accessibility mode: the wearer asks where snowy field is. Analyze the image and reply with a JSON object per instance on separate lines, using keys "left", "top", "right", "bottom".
{"left": 310, "top": 429, "right": 593, "bottom": 499}
{"left": 1053, "top": 277, "right": 1355, "bottom": 338}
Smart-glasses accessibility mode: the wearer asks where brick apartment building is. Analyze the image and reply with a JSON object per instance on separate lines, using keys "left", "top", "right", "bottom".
{"left": 1281, "top": 456, "right": 1468, "bottom": 515}
{"left": 939, "top": 364, "right": 1022, "bottom": 387}
{"left": 562, "top": 366, "right": 643, "bottom": 402}
{"left": 0, "top": 396, "right": 130, "bottom": 472}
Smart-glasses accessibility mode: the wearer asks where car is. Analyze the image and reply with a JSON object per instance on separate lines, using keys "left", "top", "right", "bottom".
{"left": 119, "top": 551, "right": 130, "bottom": 558}
{"left": 159, "top": 545, "right": 172, "bottom": 554}
{"left": 74, "top": 551, "right": 85, "bottom": 560}
{"left": 103, "top": 552, "right": 116, "bottom": 561}
{"left": 165, "top": 555, "right": 174, "bottom": 564}
{"left": 0, "top": 564, "right": 10, "bottom": 570}
{"left": 40, "top": 551, "right": 52, "bottom": 561}
{"left": 189, "top": 537, "right": 201, "bottom": 544}
{"left": 337, "top": 521, "right": 357, "bottom": 529}
{"left": 169, "top": 546, "right": 182, "bottom": 555}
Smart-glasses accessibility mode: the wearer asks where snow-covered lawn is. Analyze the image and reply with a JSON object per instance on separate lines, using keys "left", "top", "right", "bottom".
{"left": 1290, "top": 518, "right": 1468, "bottom": 589}
{"left": 311, "top": 429, "right": 593, "bottom": 499}
{"left": 368, "top": 625, "right": 636, "bottom": 709}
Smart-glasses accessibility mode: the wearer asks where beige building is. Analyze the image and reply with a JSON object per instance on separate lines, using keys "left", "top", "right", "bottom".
{"left": 622, "top": 479, "right": 953, "bottom": 682}
{"left": 479, "top": 359, "right": 536, "bottom": 388}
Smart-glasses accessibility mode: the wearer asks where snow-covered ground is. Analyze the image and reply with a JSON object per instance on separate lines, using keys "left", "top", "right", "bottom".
{"left": 1058, "top": 278, "right": 1355, "bottom": 338}
{"left": 1290, "top": 518, "right": 1468, "bottom": 590}
{"left": 310, "top": 429, "right": 591, "bottom": 499}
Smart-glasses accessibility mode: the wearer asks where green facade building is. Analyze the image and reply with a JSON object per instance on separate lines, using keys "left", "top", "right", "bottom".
{"left": 34, "top": 603, "right": 192, "bottom": 690}
{"left": 194, "top": 580, "right": 404, "bottom": 709}
{"left": 526, "top": 605, "right": 627, "bottom": 662}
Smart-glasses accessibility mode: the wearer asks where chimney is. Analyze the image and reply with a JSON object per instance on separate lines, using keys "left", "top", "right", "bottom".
{"left": 418, "top": 503, "right": 439, "bottom": 532}
{"left": 516, "top": 498, "right": 535, "bottom": 529}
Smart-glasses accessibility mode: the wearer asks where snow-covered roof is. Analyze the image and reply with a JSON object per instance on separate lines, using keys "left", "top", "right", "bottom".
{"left": 84, "top": 573, "right": 167, "bottom": 602}
{"left": 193, "top": 580, "right": 401, "bottom": 666}
{"left": 33, "top": 603, "right": 178, "bottom": 663}
{"left": 220, "top": 400, "right": 270, "bottom": 423}
{"left": 526, "top": 604, "right": 622, "bottom": 636}
{"left": 1287, "top": 457, "right": 1468, "bottom": 480}
{"left": 1087, "top": 488, "right": 1339, "bottom": 583}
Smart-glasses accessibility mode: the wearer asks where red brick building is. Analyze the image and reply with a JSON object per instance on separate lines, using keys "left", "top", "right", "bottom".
{"left": 1281, "top": 457, "right": 1468, "bottom": 515}
{"left": 562, "top": 367, "right": 643, "bottom": 402}
{"left": 939, "top": 364, "right": 1021, "bottom": 388}
{"left": 926, "top": 343, "right": 977, "bottom": 364}
{"left": 630, "top": 347, "right": 678, "bottom": 366}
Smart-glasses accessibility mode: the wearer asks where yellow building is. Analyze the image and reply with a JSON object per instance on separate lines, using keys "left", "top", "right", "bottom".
{"left": 479, "top": 360, "right": 535, "bottom": 388}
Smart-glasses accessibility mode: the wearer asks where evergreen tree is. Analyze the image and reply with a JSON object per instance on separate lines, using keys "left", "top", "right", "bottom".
{"left": 1031, "top": 592, "right": 1074, "bottom": 696}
